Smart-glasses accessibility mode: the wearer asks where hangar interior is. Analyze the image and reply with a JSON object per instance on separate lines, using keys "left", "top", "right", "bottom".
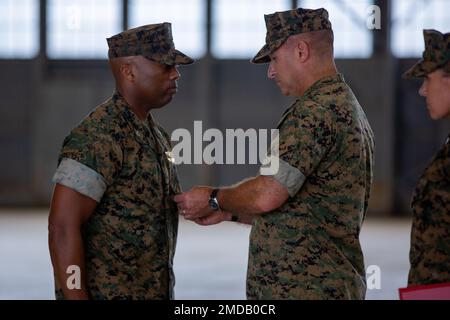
{"left": 0, "top": 0, "right": 449, "bottom": 299}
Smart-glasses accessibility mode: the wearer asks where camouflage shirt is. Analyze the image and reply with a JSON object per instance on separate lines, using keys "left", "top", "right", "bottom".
{"left": 408, "top": 134, "right": 450, "bottom": 286}
{"left": 249, "top": 74, "right": 375, "bottom": 300}
{"left": 52, "top": 92, "right": 180, "bottom": 299}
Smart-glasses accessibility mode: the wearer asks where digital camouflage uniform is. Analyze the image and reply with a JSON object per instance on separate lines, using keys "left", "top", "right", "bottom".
{"left": 52, "top": 23, "right": 193, "bottom": 299}
{"left": 403, "top": 30, "right": 450, "bottom": 286}
{"left": 248, "top": 8, "right": 375, "bottom": 300}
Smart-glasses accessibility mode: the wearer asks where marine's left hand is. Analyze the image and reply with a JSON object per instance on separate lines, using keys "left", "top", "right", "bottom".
{"left": 174, "top": 186, "right": 214, "bottom": 220}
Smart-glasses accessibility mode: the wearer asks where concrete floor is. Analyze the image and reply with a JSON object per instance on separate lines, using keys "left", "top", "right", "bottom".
{"left": 0, "top": 209, "right": 412, "bottom": 300}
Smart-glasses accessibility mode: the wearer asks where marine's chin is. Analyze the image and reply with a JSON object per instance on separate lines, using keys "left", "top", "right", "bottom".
{"left": 427, "top": 106, "right": 444, "bottom": 120}
{"left": 152, "top": 96, "right": 174, "bottom": 109}
{"left": 277, "top": 84, "right": 289, "bottom": 96}
{"left": 281, "top": 88, "right": 292, "bottom": 97}
{"left": 165, "top": 94, "right": 176, "bottom": 104}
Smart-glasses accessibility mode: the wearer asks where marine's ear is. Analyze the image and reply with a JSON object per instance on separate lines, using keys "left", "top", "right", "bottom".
{"left": 109, "top": 57, "right": 135, "bottom": 84}
{"left": 295, "top": 40, "right": 311, "bottom": 63}
{"left": 287, "top": 35, "right": 311, "bottom": 64}
{"left": 120, "top": 60, "right": 135, "bottom": 83}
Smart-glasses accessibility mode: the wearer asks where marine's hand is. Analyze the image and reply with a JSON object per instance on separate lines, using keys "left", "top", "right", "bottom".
{"left": 174, "top": 186, "right": 213, "bottom": 219}
{"left": 193, "top": 211, "right": 232, "bottom": 226}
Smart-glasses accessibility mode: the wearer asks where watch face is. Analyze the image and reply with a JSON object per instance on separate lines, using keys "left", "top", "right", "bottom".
{"left": 209, "top": 199, "right": 219, "bottom": 210}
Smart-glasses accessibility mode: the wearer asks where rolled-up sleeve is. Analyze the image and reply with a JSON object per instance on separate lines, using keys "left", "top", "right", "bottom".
{"left": 53, "top": 125, "right": 123, "bottom": 202}
{"left": 259, "top": 101, "right": 334, "bottom": 198}
{"left": 52, "top": 158, "right": 107, "bottom": 202}
{"left": 260, "top": 157, "right": 306, "bottom": 197}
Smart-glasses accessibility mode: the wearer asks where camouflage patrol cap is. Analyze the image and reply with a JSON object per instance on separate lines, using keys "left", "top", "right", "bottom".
{"left": 403, "top": 30, "right": 450, "bottom": 79}
{"left": 107, "top": 22, "right": 194, "bottom": 66}
{"left": 251, "top": 8, "right": 332, "bottom": 64}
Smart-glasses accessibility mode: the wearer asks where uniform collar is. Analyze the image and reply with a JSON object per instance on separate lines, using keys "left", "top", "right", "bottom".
{"left": 276, "top": 73, "right": 345, "bottom": 128}
{"left": 112, "top": 91, "right": 173, "bottom": 159}
{"left": 112, "top": 91, "right": 155, "bottom": 128}
{"left": 302, "top": 73, "right": 345, "bottom": 99}
{"left": 111, "top": 91, "right": 156, "bottom": 146}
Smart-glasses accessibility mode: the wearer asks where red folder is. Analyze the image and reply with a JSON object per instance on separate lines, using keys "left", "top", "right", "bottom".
{"left": 399, "top": 282, "right": 450, "bottom": 300}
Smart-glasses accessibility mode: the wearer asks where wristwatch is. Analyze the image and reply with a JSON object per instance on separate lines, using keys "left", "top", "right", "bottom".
{"left": 208, "top": 189, "right": 220, "bottom": 211}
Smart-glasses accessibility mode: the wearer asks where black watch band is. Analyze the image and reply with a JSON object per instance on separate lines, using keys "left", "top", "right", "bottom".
{"left": 210, "top": 188, "right": 219, "bottom": 199}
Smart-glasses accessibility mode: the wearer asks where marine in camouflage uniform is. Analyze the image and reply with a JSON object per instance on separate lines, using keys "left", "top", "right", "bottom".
{"left": 248, "top": 8, "right": 375, "bottom": 300}
{"left": 51, "top": 23, "right": 193, "bottom": 299}
{"left": 403, "top": 30, "right": 450, "bottom": 286}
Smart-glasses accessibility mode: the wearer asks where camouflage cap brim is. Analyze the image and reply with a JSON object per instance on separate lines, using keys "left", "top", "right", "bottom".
{"left": 251, "top": 44, "right": 271, "bottom": 64}
{"left": 402, "top": 59, "right": 432, "bottom": 79}
{"left": 403, "top": 59, "right": 450, "bottom": 79}
{"left": 144, "top": 49, "right": 194, "bottom": 66}
{"left": 173, "top": 49, "right": 195, "bottom": 65}
{"left": 251, "top": 38, "right": 287, "bottom": 64}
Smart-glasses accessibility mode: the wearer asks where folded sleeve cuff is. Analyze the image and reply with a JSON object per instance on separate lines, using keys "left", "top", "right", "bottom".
{"left": 52, "top": 158, "right": 107, "bottom": 202}
{"left": 259, "top": 158, "right": 306, "bottom": 197}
